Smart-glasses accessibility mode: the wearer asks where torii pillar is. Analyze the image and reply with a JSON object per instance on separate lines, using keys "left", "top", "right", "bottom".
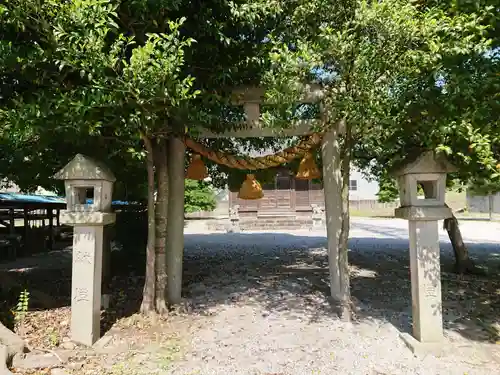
{"left": 166, "top": 137, "right": 186, "bottom": 305}
{"left": 320, "top": 123, "right": 344, "bottom": 305}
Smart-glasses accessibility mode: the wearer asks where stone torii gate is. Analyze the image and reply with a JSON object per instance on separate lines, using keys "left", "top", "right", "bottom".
{"left": 55, "top": 85, "right": 452, "bottom": 353}
{"left": 189, "top": 84, "right": 347, "bottom": 308}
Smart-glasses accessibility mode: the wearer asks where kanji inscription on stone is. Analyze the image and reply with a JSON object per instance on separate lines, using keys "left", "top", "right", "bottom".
{"left": 74, "top": 287, "right": 90, "bottom": 302}
{"left": 424, "top": 284, "right": 437, "bottom": 298}
{"left": 74, "top": 250, "right": 92, "bottom": 264}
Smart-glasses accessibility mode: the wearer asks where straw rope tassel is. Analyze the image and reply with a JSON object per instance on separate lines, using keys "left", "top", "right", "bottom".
{"left": 238, "top": 174, "right": 264, "bottom": 200}
{"left": 296, "top": 152, "right": 321, "bottom": 180}
{"left": 185, "top": 154, "right": 208, "bottom": 180}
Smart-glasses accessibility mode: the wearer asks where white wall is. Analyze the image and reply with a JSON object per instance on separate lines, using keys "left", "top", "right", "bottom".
{"left": 466, "top": 190, "right": 500, "bottom": 213}
{"left": 349, "top": 167, "right": 379, "bottom": 200}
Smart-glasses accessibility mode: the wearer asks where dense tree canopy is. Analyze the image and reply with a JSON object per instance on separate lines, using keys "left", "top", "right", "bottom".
{"left": 0, "top": 0, "right": 296, "bottom": 314}
{"left": 355, "top": 1, "right": 500, "bottom": 194}
{"left": 1, "top": 0, "right": 498, "bottom": 191}
{"left": 0, "top": 0, "right": 498, "bottom": 318}
{"left": 0, "top": 0, "right": 287, "bottom": 193}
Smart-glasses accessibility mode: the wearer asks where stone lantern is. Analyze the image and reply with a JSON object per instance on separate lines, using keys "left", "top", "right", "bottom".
{"left": 54, "top": 154, "right": 116, "bottom": 346}
{"left": 394, "top": 151, "right": 456, "bottom": 214}
{"left": 391, "top": 151, "right": 457, "bottom": 353}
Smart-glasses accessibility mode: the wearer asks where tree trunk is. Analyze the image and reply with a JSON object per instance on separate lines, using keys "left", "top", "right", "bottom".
{"left": 338, "top": 121, "right": 352, "bottom": 321}
{"left": 419, "top": 183, "right": 478, "bottom": 275}
{"left": 101, "top": 226, "right": 112, "bottom": 309}
{"left": 165, "top": 137, "right": 186, "bottom": 305}
{"left": 140, "top": 134, "right": 156, "bottom": 314}
{"left": 153, "top": 137, "right": 169, "bottom": 315}
{"left": 443, "top": 212, "right": 481, "bottom": 274}
{"left": 0, "top": 321, "right": 25, "bottom": 372}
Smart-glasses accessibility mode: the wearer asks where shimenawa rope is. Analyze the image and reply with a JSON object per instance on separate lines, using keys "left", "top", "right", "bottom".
{"left": 184, "top": 133, "right": 323, "bottom": 170}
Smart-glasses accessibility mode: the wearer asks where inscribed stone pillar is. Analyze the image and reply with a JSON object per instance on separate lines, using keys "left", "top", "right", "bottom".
{"left": 71, "top": 225, "right": 104, "bottom": 345}
{"left": 67, "top": 215, "right": 114, "bottom": 346}
{"left": 408, "top": 220, "right": 443, "bottom": 342}
{"left": 166, "top": 137, "right": 186, "bottom": 305}
{"left": 320, "top": 125, "right": 342, "bottom": 300}
{"left": 54, "top": 154, "right": 116, "bottom": 346}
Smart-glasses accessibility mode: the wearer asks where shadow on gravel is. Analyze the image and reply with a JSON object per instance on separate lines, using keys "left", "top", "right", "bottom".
{"left": 181, "top": 232, "right": 500, "bottom": 345}
{"left": 1, "top": 231, "right": 500, "bottom": 345}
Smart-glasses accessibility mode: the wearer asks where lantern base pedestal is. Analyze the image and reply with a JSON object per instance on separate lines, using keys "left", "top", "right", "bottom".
{"left": 399, "top": 332, "right": 444, "bottom": 356}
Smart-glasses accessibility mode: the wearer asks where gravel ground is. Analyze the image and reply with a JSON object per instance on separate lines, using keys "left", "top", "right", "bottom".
{"left": 167, "top": 218, "right": 500, "bottom": 375}
{"left": 3, "top": 218, "right": 500, "bottom": 375}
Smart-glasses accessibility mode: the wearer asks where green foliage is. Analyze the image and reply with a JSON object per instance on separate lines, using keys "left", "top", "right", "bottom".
{"left": 184, "top": 180, "right": 217, "bottom": 213}
{"left": 0, "top": 0, "right": 301, "bottom": 196}
{"left": 12, "top": 289, "right": 29, "bottom": 324}
{"left": 1, "top": 0, "right": 498, "bottom": 203}
{"left": 255, "top": 0, "right": 497, "bottom": 197}
{"left": 376, "top": 175, "right": 399, "bottom": 203}
{"left": 354, "top": 2, "right": 499, "bottom": 192}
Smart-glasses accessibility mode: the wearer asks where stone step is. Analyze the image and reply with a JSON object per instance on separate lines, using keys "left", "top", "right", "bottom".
{"left": 203, "top": 217, "right": 325, "bottom": 232}
{"left": 236, "top": 218, "right": 314, "bottom": 231}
